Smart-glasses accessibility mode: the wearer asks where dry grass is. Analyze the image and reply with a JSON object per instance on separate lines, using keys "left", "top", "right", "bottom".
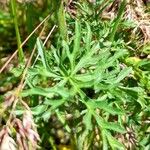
{"left": 102, "top": 0, "right": 150, "bottom": 43}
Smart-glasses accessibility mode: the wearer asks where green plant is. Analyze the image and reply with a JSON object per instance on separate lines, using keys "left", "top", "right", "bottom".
{"left": 1, "top": 1, "right": 150, "bottom": 150}
{"left": 10, "top": 0, "right": 24, "bottom": 62}
{"left": 16, "top": 19, "right": 147, "bottom": 149}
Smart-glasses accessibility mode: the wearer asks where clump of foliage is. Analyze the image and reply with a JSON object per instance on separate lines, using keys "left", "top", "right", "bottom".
{"left": 0, "top": 0, "right": 150, "bottom": 150}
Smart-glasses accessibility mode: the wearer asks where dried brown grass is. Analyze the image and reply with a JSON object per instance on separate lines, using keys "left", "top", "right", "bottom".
{"left": 102, "top": 0, "right": 150, "bottom": 43}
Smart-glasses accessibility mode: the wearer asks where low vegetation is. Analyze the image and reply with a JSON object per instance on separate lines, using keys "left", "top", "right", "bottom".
{"left": 0, "top": 0, "right": 150, "bottom": 149}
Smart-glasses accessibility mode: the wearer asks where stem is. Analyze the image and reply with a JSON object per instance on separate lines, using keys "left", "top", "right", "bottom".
{"left": 54, "top": 0, "right": 68, "bottom": 41}
{"left": 10, "top": 0, "right": 24, "bottom": 62}
{"left": 26, "top": 3, "right": 36, "bottom": 50}
{"left": 109, "top": 0, "right": 126, "bottom": 42}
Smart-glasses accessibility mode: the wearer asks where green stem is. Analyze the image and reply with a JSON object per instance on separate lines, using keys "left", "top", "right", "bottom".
{"left": 109, "top": 0, "right": 126, "bottom": 42}
{"left": 26, "top": 3, "right": 36, "bottom": 50}
{"left": 10, "top": 0, "right": 24, "bottom": 62}
{"left": 54, "top": 0, "right": 68, "bottom": 41}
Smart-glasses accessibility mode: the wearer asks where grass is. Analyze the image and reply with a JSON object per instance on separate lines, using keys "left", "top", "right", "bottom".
{"left": 0, "top": 0, "right": 150, "bottom": 149}
{"left": 10, "top": 0, "right": 24, "bottom": 62}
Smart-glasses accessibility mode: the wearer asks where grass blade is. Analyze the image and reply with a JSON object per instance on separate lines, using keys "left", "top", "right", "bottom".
{"left": 10, "top": 0, "right": 24, "bottom": 62}
{"left": 36, "top": 38, "right": 47, "bottom": 69}
{"left": 109, "top": 0, "right": 126, "bottom": 42}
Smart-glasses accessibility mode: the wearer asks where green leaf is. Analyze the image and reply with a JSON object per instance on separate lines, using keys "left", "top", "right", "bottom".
{"left": 94, "top": 113, "right": 126, "bottom": 133}
{"left": 37, "top": 67, "right": 60, "bottom": 78}
{"left": 114, "top": 67, "right": 132, "bottom": 83}
{"left": 73, "top": 53, "right": 101, "bottom": 74}
{"left": 31, "top": 105, "right": 47, "bottom": 115}
{"left": 42, "top": 109, "right": 51, "bottom": 121}
{"left": 102, "top": 121, "right": 126, "bottom": 133}
{"left": 101, "top": 130, "right": 108, "bottom": 150}
{"left": 44, "top": 98, "right": 66, "bottom": 110}
{"left": 83, "top": 111, "right": 92, "bottom": 130}
{"left": 51, "top": 46, "right": 60, "bottom": 65}
{"left": 15, "top": 109, "right": 24, "bottom": 116}
{"left": 56, "top": 109, "right": 71, "bottom": 133}
{"left": 75, "top": 73, "right": 95, "bottom": 82}
{"left": 21, "top": 87, "right": 54, "bottom": 98}
{"left": 119, "top": 86, "right": 144, "bottom": 93}
{"left": 21, "top": 86, "right": 70, "bottom": 99}
{"left": 85, "top": 22, "right": 92, "bottom": 52}
{"left": 36, "top": 38, "right": 47, "bottom": 69}
{"left": 78, "top": 130, "right": 89, "bottom": 150}
{"left": 107, "top": 50, "right": 127, "bottom": 65}
{"left": 62, "top": 40, "right": 71, "bottom": 60}
{"left": 86, "top": 100, "right": 124, "bottom": 115}
{"left": 96, "top": 101, "right": 124, "bottom": 115}
{"left": 105, "top": 130, "right": 125, "bottom": 149}
{"left": 73, "top": 20, "right": 81, "bottom": 57}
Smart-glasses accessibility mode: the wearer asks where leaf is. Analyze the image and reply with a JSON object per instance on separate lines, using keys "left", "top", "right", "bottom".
{"left": 105, "top": 130, "right": 125, "bottom": 149}
{"left": 27, "top": 66, "right": 60, "bottom": 80}
{"left": 44, "top": 98, "right": 66, "bottom": 110}
{"left": 96, "top": 101, "right": 124, "bottom": 115}
{"left": 62, "top": 40, "right": 73, "bottom": 68}
{"left": 11, "top": 67, "right": 23, "bottom": 77}
{"left": 107, "top": 50, "right": 127, "bottom": 65}
{"left": 119, "top": 86, "right": 144, "bottom": 93}
{"left": 125, "top": 57, "right": 141, "bottom": 66}
{"left": 15, "top": 110, "right": 24, "bottom": 116}
{"left": 73, "top": 53, "right": 101, "bottom": 74}
{"left": 73, "top": 20, "right": 81, "bottom": 57}
{"left": 56, "top": 109, "right": 71, "bottom": 133}
{"left": 101, "top": 130, "right": 108, "bottom": 150}
{"left": 36, "top": 38, "right": 47, "bottom": 69}
{"left": 37, "top": 67, "right": 61, "bottom": 78}
{"left": 75, "top": 73, "right": 95, "bottom": 82}
{"left": 94, "top": 113, "right": 126, "bottom": 133}
{"left": 42, "top": 109, "right": 52, "bottom": 121}
{"left": 78, "top": 130, "right": 89, "bottom": 150}
{"left": 114, "top": 67, "right": 132, "bottom": 83}
{"left": 94, "top": 50, "right": 126, "bottom": 78}
{"left": 21, "top": 87, "right": 54, "bottom": 98}
{"left": 102, "top": 121, "right": 126, "bottom": 133}
{"left": 85, "top": 22, "right": 92, "bottom": 52}
{"left": 51, "top": 46, "right": 60, "bottom": 65}
{"left": 21, "top": 86, "right": 70, "bottom": 99}
{"left": 31, "top": 105, "right": 47, "bottom": 115}
{"left": 83, "top": 111, "right": 92, "bottom": 130}
{"left": 87, "top": 100, "right": 124, "bottom": 115}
